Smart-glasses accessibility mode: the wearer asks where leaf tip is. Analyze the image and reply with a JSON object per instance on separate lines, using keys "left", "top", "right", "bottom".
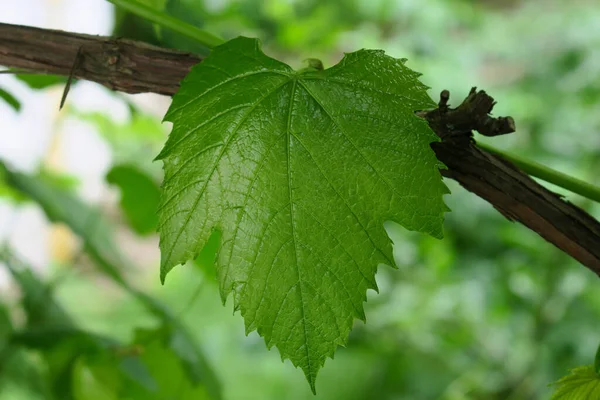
{"left": 154, "top": 148, "right": 168, "bottom": 162}
{"left": 431, "top": 227, "right": 445, "bottom": 240}
{"left": 160, "top": 263, "right": 171, "bottom": 285}
{"left": 308, "top": 378, "right": 317, "bottom": 395}
{"left": 357, "top": 309, "right": 367, "bottom": 322}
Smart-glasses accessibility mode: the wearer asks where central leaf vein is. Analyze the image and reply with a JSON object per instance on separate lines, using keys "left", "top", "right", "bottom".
{"left": 284, "top": 78, "right": 313, "bottom": 381}
{"left": 168, "top": 70, "right": 289, "bottom": 116}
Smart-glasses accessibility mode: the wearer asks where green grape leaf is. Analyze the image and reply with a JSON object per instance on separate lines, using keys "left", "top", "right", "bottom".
{"left": 550, "top": 365, "right": 600, "bottom": 399}
{"left": 157, "top": 37, "right": 448, "bottom": 391}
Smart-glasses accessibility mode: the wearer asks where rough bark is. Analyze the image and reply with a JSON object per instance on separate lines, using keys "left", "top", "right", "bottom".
{"left": 0, "top": 23, "right": 200, "bottom": 95}
{"left": 419, "top": 89, "right": 600, "bottom": 277}
{"left": 1, "top": 22, "right": 599, "bottom": 277}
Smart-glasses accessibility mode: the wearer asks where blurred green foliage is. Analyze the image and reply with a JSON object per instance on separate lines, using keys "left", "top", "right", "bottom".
{"left": 15, "top": 74, "right": 67, "bottom": 90}
{"left": 106, "top": 165, "right": 160, "bottom": 236}
{"left": 1, "top": 0, "right": 600, "bottom": 399}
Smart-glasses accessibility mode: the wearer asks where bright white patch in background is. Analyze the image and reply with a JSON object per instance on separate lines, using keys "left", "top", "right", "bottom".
{"left": 5, "top": 205, "right": 51, "bottom": 273}
{"left": 69, "top": 81, "right": 129, "bottom": 124}
{"left": 0, "top": 0, "right": 137, "bottom": 284}
{"left": 0, "top": 203, "right": 51, "bottom": 283}
{"left": 0, "top": 0, "right": 46, "bottom": 26}
{"left": 49, "top": 0, "right": 114, "bottom": 34}
{"left": 59, "top": 117, "right": 113, "bottom": 203}
{"left": 0, "top": 79, "right": 55, "bottom": 172}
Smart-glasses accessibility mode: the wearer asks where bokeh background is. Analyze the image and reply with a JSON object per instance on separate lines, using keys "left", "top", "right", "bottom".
{"left": 1, "top": 0, "right": 600, "bottom": 399}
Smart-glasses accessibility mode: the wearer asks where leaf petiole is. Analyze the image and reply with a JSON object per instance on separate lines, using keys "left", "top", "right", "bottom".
{"left": 106, "top": 0, "right": 225, "bottom": 49}
{"left": 478, "top": 142, "right": 600, "bottom": 204}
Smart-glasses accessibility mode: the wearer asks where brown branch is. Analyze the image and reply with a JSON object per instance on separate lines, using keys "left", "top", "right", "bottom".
{"left": 419, "top": 89, "right": 600, "bottom": 277}
{"left": 0, "top": 23, "right": 201, "bottom": 96}
{"left": 1, "top": 23, "right": 599, "bottom": 277}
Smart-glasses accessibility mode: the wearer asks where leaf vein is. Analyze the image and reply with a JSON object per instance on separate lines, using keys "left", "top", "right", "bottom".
{"left": 298, "top": 81, "right": 417, "bottom": 215}
{"left": 222, "top": 131, "right": 288, "bottom": 289}
{"left": 290, "top": 130, "right": 393, "bottom": 270}
{"left": 167, "top": 70, "right": 288, "bottom": 116}
{"left": 284, "top": 79, "right": 313, "bottom": 380}
{"left": 161, "top": 79, "right": 292, "bottom": 267}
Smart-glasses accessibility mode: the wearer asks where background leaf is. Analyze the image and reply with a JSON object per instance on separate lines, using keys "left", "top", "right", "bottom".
{"left": 0, "top": 303, "right": 12, "bottom": 354}
{"left": 106, "top": 164, "right": 160, "bottom": 235}
{"left": 594, "top": 346, "right": 600, "bottom": 375}
{"left": 0, "top": 87, "right": 20, "bottom": 111}
{"left": 113, "top": 0, "right": 211, "bottom": 56}
{"left": 15, "top": 74, "right": 66, "bottom": 90}
{"left": 127, "top": 325, "right": 213, "bottom": 400}
{"left": 550, "top": 365, "right": 600, "bottom": 399}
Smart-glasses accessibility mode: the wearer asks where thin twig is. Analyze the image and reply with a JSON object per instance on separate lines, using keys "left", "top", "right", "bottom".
{"left": 59, "top": 46, "right": 83, "bottom": 110}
